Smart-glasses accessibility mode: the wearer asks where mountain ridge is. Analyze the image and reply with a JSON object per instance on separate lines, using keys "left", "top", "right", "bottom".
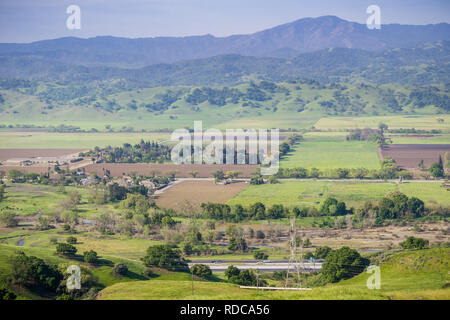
{"left": 1, "top": 41, "right": 448, "bottom": 87}
{"left": 1, "top": 16, "right": 449, "bottom": 68}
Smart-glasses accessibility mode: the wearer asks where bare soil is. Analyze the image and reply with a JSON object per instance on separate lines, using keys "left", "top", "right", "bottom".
{"left": 381, "top": 144, "right": 450, "bottom": 169}
{"left": 154, "top": 180, "right": 248, "bottom": 210}
{"left": 84, "top": 163, "right": 258, "bottom": 178}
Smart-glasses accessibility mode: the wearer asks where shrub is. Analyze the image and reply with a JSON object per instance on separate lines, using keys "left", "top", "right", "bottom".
{"left": 253, "top": 251, "right": 269, "bottom": 260}
{"left": 113, "top": 263, "right": 128, "bottom": 276}
{"left": 0, "top": 286, "right": 17, "bottom": 300}
{"left": 142, "top": 244, "right": 188, "bottom": 272}
{"left": 190, "top": 264, "right": 212, "bottom": 278}
{"left": 0, "top": 211, "right": 18, "bottom": 228}
{"left": 225, "top": 265, "right": 241, "bottom": 279}
{"left": 66, "top": 236, "right": 77, "bottom": 244}
{"left": 321, "top": 247, "right": 369, "bottom": 283}
{"left": 400, "top": 236, "right": 429, "bottom": 249}
{"left": 228, "top": 237, "right": 247, "bottom": 252}
{"left": 56, "top": 243, "right": 77, "bottom": 256}
{"left": 83, "top": 250, "right": 98, "bottom": 264}
{"left": 9, "top": 252, "right": 62, "bottom": 291}
{"left": 312, "top": 246, "right": 332, "bottom": 259}
{"left": 225, "top": 266, "right": 266, "bottom": 287}
{"left": 256, "top": 230, "right": 265, "bottom": 239}
{"left": 142, "top": 268, "right": 157, "bottom": 278}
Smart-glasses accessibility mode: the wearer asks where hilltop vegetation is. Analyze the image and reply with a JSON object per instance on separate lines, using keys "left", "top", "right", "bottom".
{"left": 0, "top": 79, "right": 448, "bottom": 130}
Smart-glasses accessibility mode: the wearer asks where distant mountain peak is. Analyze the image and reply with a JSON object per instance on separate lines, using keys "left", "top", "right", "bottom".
{"left": 0, "top": 16, "right": 449, "bottom": 68}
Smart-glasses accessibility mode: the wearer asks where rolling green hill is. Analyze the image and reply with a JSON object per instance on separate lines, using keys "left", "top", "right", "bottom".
{"left": 0, "top": 80, "right": 448, "bottom": 130}
{"left": 97, "top": 248, "right": 450, "bottom": 300}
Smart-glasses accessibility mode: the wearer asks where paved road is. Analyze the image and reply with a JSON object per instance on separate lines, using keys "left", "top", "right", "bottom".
{"left": 188, "top": 261, "right": 323, "bottom": 273}
{"left": 189, "top": 259, "right": 324, "bottom": 264}
{"left": 166, "top": 177, "right": 444, "bottom": 183}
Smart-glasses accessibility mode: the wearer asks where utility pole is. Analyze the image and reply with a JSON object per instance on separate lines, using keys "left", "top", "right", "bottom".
{"left": 191, "top": 267, "right": 194, "bottom": 296}
{"left": 256, "top": 271, "right": 260, "bottom": 295}
{"left": 286, "top": 215, "right": 301, "bottom": 288}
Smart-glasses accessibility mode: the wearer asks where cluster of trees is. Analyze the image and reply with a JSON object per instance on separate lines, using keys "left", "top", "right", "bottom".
{"left": 142, "top": 244, "right": 189, "bottom": 272}
{"left": 254, "top": 251, "right": 269, "bottom": 260}
{"left": 279, "top": 134, "right": 303, "bottom": 158}
{"left": 319, "top": 247, "right": 370, "bottom": 283}
{"left": 4, "top": 170, "right": 50, "bottom": 184}
{"left": 354, "top": 191, "right": 426, "bottom": 225}
{"left": 225, "top": 265, "right": 267, "bottom": 287}
{"left": 409, "top": 87, "right": 449, "bottom": 111}
{"left": 186, "top": 87, "right": 242, "bottom": 106}
{"left": 200, "top": 199, "right": 350, "bottom": 223}
{"left": 141, "top": 89, "right": 183, "bottom": 112}
{"left": 200, "top": 202, "right": 289, "bottom": 222}
{"left": 304, "top": 246, "right": 332, "bottom": 260}
{"left": 428, "top": 155, "right": 445, "bottom": 178}
{"left": 400, "top": 236, "right": 429, "bottom": 249}
{"left": 93, "top": 193, "right": 175, "bottom": 236}
{"left": 346, "top": 128, "right": 385, "bottom": 143}
{"left": 199, "top": 190, "right": 437, "bottom": 226}
{"left": 190, "top": 264, "right": 212, "bottom": 278}
{"left": 275, "top": 158, "right": 406, "bottom": 180}
{"left": 7, "top": 251, "right": 98, "bottom": 299}
{"left": 81, "top": 139, "right": 171, "bottom": 163}
{"left": 10, "top": 252, "right": 63, "bottom": 291}
{"left": 320, "top": 198, "right": 348, "bottom": 216}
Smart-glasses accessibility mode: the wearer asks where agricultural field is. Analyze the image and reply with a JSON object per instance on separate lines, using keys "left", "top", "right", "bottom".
{"left": 280, "top": 136, "right": 381, "bottom": 170}
{"left": 0, "top": 131, "right": 170, "bottom": 149}
{"left": 380, "top": 144, "right": 450, "bottom": 169}
{"left": 387, "top": 134, "right": 450, "bottom": 145}
{"left": 228, "top": 180, "right": 450, "bottom": 208}
{"left": 314, "top": 115, "right": 450, "bottom": 131}
{"left": 0, "top": 148, "right": 83, "bottom": 161}
{"left": 84, "top": 163, "right": 258, "bottom": 178}
{"left": 154, "top": 180, "right": 248, "bottom": 210}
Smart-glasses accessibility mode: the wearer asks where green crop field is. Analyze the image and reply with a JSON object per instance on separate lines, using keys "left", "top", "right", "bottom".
{"left": 97, "top": 248, "right": 450, "bottom": 300}
{"left": 315, "top": 115, "right": 450, "bottom": 131}
{"left": 0, "top": 132, "right": 170, "bottom": 149}
{"left": 280, "top": 136, "right": 381, "bottom": 170}
{"left": 398, "top": 182, "right": 450, "bottom": 206}
{"left": 387, "top": 133, "right": 450, "bottom": 144}
{"left": 228, "top": 180, "right": 450, "bottom": 208}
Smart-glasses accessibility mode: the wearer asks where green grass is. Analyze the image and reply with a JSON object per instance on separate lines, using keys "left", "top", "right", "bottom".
{"left": 280, "top": 136, "right": 380, "bottom": 170}
{"left": 0, "top": 183, "right": 116, "bottom": 217}
{"left": 228, "top": 180, "right": 450, "bottom": 208}
{"left": 398, "top": 182, "right": 450, "bottom": 206}
{"left": 315, "top": 115, "right": 450, "bottom": 131}
{"left": 97, "top": 248, "right": 450, "bottom": 300}
{"left": 387, "top": 133, "right": 450, "bottom": 144}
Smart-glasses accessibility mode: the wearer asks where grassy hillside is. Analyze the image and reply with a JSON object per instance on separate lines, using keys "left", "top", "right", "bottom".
{"left": 97, "top": 248, "right": 450, "bottom": 300}
{"left": 0, "top": 80, "right": 448, "bottom": 131}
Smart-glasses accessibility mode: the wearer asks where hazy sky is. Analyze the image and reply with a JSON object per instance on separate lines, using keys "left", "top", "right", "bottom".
{"left": 0, "top": 0, "right": 449, "bottom": 43}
